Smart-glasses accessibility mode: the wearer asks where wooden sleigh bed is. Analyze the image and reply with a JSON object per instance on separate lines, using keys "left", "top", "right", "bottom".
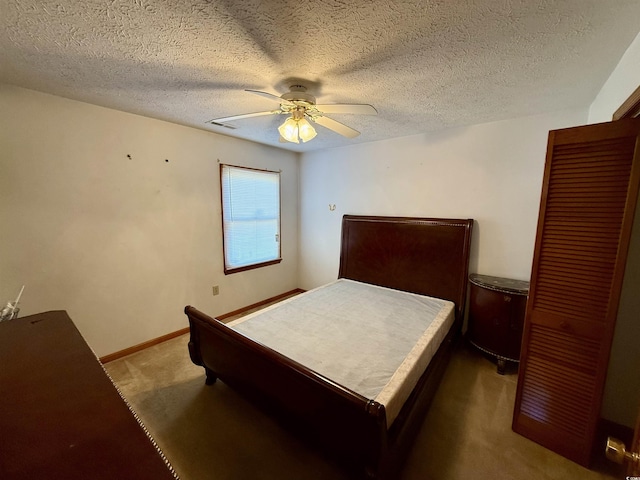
{"left": 185, "top": 215, "right": 473, "bottom": 479}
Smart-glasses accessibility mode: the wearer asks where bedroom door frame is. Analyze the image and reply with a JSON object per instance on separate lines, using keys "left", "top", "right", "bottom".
{"left": 613, "top": 83, "right": 640, "bottom": 120}
{"left": 604, "top": 83, "right": 640, "bottom": 474}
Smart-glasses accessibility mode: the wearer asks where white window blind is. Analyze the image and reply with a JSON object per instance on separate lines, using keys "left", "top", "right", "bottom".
{"left": 220, "top": 164, "right": 281, "bottom": 273}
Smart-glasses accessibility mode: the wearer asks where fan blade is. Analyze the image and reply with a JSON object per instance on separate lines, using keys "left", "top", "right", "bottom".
{"left": 245, "top": 89, "right": 294, "bottom": 105}
{"left": 313, "top": 116, "right": 360, "bottom": 138}
{"left": 207, "top": 110, "right": 280, "bottom": 124}
{"left": 314, "top": 104, "right": 377, "bottom": 115}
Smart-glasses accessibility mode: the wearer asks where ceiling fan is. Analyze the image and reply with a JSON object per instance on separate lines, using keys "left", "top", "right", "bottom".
{"left": 206, "top": 85, "right": 377, "bottom": 144}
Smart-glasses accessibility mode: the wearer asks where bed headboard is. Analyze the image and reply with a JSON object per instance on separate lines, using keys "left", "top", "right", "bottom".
{"left": 338, "top": 215, "right": 473, "bottom": 321}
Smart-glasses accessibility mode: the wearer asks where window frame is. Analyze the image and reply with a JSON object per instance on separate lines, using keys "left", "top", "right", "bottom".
{"left": 219, "top": 163, "right": 282, "bottom": 275}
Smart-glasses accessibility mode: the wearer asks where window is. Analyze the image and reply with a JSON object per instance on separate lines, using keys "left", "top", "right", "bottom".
{"left": 220, "top": 164, "right": 281, "bottom": 274}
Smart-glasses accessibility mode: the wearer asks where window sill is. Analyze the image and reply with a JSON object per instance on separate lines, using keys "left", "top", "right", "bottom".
{"left": 224, "top": 258, "right": 282, "bottom": 275}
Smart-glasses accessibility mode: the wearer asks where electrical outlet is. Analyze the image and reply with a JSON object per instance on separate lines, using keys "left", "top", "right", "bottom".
{"left": 212, "top": 285, "right": 220, "bottom": 296}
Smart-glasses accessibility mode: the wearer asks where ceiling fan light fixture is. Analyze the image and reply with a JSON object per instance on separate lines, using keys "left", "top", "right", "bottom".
{"left": 297, "top": 118, "right": 317, "bottom": 142}
{"left": 209, "top": 87, "right": 375, "bottom": 145}
{"left": 278, "top": 115, "right": 317, "bottom": 143}
{"left": 278, "top": 117, "right": 300, "bottom": 143}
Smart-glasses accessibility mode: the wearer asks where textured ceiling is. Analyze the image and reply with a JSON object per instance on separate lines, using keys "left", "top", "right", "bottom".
{"left": 1, "top": 1, "right": 640, "bottom": 152}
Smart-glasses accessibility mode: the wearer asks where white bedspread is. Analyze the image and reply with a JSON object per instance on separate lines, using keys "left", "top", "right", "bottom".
{"left": 228, "top": 279, "right": 454, "bottom": 425}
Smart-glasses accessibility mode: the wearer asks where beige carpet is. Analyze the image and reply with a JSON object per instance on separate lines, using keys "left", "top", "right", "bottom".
{"left": 105, "top": 335, "right": 622, "bottom": 480}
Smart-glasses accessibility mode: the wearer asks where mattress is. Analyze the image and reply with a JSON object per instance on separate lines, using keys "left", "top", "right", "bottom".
{"left": 228, "top": 278, "right": 455, "bottom": 425}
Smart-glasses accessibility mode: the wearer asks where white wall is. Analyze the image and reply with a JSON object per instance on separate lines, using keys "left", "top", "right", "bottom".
{"left": 588, "top": 30, "right": 640, "bottom": 428}
{"left": 298, "top": 109, "right": 587, "bottom": 290}
{"left": 589, "top": 31, "right": 640, "bottom": 123}
{"left": 0, "top": 84, "right": 299, "bottom": 357}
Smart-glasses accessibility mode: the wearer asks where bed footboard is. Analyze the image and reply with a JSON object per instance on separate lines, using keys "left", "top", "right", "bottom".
{"left": 185, "top": 305, "right": 389, "bottom": 478}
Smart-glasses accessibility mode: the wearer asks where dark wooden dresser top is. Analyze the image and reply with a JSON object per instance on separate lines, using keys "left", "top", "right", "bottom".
{"left": 0, "top": 311, "right": 178, "bottom": 480}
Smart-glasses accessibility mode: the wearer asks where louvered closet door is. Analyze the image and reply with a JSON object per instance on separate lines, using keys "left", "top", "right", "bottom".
{"left": 513, "top": 119, "right": 640, "bottom": 466}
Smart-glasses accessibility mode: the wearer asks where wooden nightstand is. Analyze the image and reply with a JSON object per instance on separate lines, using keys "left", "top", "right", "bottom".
{"left": 467, "top": 273, "right": 529, "bottom": 374}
